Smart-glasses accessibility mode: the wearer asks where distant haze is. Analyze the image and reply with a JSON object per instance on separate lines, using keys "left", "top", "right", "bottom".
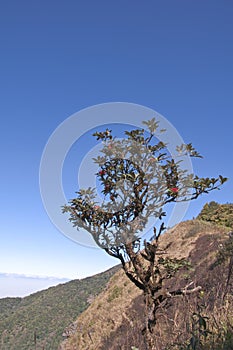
{"left": 0, "top": 273, "right": 69, "bottom": 298}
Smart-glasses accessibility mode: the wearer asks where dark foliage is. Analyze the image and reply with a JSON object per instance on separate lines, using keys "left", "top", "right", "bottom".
{"left": 197, "top": 201, "right": 233, "bottom": 228}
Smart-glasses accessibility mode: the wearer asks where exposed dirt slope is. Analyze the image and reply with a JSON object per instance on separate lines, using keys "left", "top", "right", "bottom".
{"left": 60, "top": 220, "right": 232, "bottom": 350}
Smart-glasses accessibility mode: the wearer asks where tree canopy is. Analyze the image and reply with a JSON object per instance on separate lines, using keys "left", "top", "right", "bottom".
{"left": 63, "top": 118, "right": 226, "bottom": 252}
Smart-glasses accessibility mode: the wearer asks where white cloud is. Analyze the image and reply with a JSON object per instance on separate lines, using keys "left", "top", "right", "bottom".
{"left": 0, "top": 273, "right": 70, "bottom": 298}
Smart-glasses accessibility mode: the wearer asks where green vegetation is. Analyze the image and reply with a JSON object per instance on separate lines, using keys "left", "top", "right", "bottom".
{"left": 197, "top": 201, "right": 233, "bottom": 228}
{"left": 0, "top": 298, "right": 21, "bottom": 318}
{"left": 107, "top": 285, "right": 122, "bottom": 302}
{"left": 0, "top": 266, "right": 119, "bottom": 350}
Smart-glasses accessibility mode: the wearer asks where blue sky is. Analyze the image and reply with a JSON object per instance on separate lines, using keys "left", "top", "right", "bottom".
{"left": 0, "top": 1, "right": 232, "bottom": 296}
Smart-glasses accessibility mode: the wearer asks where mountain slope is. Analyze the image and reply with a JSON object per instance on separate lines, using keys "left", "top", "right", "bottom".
{"left": 0, "top": 266, "right": 119, "bottom": 350}
{"left": 1, "top": 204, "right": 232, "bottom": 350}
{"left": 60, "top": 219, "right": 233, "bottom": 350}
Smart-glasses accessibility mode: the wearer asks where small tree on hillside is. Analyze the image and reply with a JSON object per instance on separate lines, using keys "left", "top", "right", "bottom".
{"left": 62, "top": 118, "right": 227, "bottom": 349}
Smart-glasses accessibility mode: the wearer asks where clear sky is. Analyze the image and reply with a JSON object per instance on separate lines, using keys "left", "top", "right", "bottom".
{"left": 0, "top": 1, "right": 232, "bottom": 296}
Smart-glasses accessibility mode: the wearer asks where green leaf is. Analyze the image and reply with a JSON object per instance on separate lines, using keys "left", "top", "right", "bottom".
{"left": 219, "top": 175, "right": 228, "bottom": 184}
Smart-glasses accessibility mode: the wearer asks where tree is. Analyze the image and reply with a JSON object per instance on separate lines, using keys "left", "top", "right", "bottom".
{"left": 62, "top": 118, "right": 227, "bottom": 349}
{"left": 198, "top": 201, "right": 233, "bottom": 228}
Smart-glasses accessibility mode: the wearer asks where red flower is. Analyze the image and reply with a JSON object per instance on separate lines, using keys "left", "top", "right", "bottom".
{"left": 99, "top": 170, "right": 106, "bottom": 176}
{"left": 170, "top": 187, "right": 179, "bottom": 193}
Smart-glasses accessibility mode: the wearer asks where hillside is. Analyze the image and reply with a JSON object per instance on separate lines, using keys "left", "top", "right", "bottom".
{"left": 0, "top": 266, "right": 119, "bottom": 350}
{"left": 60, "top": 218, "right": 233, "bottom": 350}
{"left": 1, "top": 203, "right": 232, "bottom": 350}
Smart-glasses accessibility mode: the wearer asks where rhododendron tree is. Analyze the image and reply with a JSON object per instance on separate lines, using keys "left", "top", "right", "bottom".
{"left": 62, "top": 118, "right": 227, "bottom": 349}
